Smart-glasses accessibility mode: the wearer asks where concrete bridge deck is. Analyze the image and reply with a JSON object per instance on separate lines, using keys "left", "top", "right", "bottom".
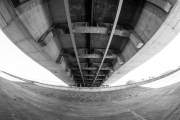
{"left": 1, "top": 0, "right": 180, "bottom": 87}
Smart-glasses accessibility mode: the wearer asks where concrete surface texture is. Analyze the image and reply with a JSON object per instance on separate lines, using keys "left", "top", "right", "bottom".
{"left": 1, "top": 74, "right": 180, "bottom": 119}
{"left": 1, "top": 0, "right": 180, "bottom": 87}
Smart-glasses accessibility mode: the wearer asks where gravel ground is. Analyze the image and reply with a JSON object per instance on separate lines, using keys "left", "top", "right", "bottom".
{"left": 14, "top": 82, "right": 152, "bottom": 103}
{"left": 1, "top": 78, "right": 180, "bottom": 119}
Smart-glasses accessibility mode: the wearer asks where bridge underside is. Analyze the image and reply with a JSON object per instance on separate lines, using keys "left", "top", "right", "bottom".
{"left": 0, "top": 0, "right": 179, "bottom": 87}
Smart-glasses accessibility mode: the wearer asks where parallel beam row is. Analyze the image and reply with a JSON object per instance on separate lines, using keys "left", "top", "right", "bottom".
{"left": 92, "top": 0, "right": 124, "bottom": 86}
{"left": 64, "top": 0, "right": 85, "bottom": 86}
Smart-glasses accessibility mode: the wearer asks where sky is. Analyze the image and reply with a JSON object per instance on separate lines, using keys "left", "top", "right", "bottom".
{"left": 141, "top": 68, "right": 180, "bottom": 88}
{"left": 0, "top": 29, "right": 180, "bottom": 87}
{"left": 111, "top": 32, "right": 180, "bottom": 86}
{"left": 0, "top": 30, "right": 67, "bottom": 86}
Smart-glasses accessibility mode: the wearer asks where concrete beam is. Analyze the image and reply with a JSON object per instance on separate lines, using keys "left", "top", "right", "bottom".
{"left": 93, "top": 0, "right": 124, "bottom": 85}
{"left": 113, "top": 55, "right": 124, "bottom": 71}
{"left": 71, "top": 67, "right": 111, "bottom": 71}
{"left": 129, "top": 30, "right": 144, "bottom": 49}
{"left": 146, "top": 0, "right": 171, "bottom": 13}
{"left": 38, "top": 25, "right": 54, "bottom": 47}
{"left": 105, "top": 0, "right": 180, "bottom": 86}
{"left": 54, "top": 22, "right": 130, "bottom": 37}
{"left": 0, "top": 13, "right": 7, "bottom": 28}
{"left": 59, "top": 48, "right": 119, "bottom": 59}
{"left": 74, "top": 74, "right": 106, "bottom": 77}
{"left": 76, "top": 79, "right": 103, "bottom": 81}
{"left": 64, "top": 0, "right": 85, "bottom": 86}
{"left": 117, "top": 56, "right": 124, "bottom": 65}
{"left": 121, "top": 40, "right": 137, "bottom": 62}
{"left": 79, "top": 54, "right": 118, "bottom": 59}
{"left": 66, "top": 68, "right": 71, "bottom": 76}
{"left": 61, "top": 48, "right": 117, "bottom": 53}
{"left": 56, "top": 50, "right": 64, "bottom": 64}
{"left": 68, "top": 63, "right": 112, "bottom": 68}
{"left": 72, "top": 26, "right": 130, "bottom": 37}
{"left": 0, "top": 0, "right": 74, "bottom": 86}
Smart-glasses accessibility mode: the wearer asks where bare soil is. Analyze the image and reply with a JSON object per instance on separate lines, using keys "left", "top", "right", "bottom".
{"left": 0, "top": 77, "right": 180, "bottom": 120}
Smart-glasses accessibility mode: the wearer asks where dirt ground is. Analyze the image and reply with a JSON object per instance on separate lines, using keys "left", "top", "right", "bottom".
{"left": 1, "top": 77, "right": 180, "bottom": 120}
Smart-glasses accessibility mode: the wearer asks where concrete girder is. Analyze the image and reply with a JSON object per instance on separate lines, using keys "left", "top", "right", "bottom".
{"left": 129, "top": 30, "right": 144, "bottom": 49}
{"left": 68, "top": 62, "right": 112, "bottom": 67}
{"left": 56, "top": 50, "right": 64, "bottom": 64}
{"left": 72, "top": 70, "right": 109, "bottom": 75}
{"left": 93, "top": 0, "right": 124, "bottom": 85}
{"left": 0, "top": 0, "right": 75, "bottom": 85}
{"left": 79, "top": 54, "right": 118, "bottom": 59}
{"left": 89, "top": 0, "right": 94, "bottom": 54}
{"left": 112, "top": 55, "right": 125, "bottom": 71}
{"left": 146, "top": 0, "right": 171, "bottom": 13}
{"left": 38, "top": 25, "right": 54, "bottom": 47}
{"left": 54, "top": 22, "right": 130, "bottom": 37}
{"left": 117, "top": 56, "right": 124, "bottom": 65}
{"left": 76, "top": 79, "right": 103, "bottom": 81}
{"left": 74, "top": 74, "right": 106, "bottom": 77}
{"left": 71, "top": 67, "right": 112, "bottom": 71}
{"left": 59, "top": 48, "right": 117, "bottom": 53}
{"left": 64, "top": 0, "right": 85, "bottom": 86}
{"left": 72, "top": 26, "right": 130, "bottom": 37}
{"left": 65, "top": 68, "right": 71, "bottom": 76}
{"left": 75, "top": 75, "right": 104, "bottom": 79}
{"left": 72, "top": 22, "right": 88, "bottom": 26}
{"left": 0, "top": 13, "right": 7, "bottom": 27}
{"left": 2, "top": 0, "right": 178, "bottom": 87}
{"left": 57, "top": 48, "right": 119, "bottom": 59}
{"left": 92, "top": 63, "right": 111, "bottom": 66}
{"left": 104, "top": 0, "right": 180, "bottom": 86}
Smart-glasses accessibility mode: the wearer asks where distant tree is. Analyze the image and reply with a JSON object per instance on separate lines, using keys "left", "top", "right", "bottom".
{"left": 161, "top": 70, "right": 173, "bottom": 76}
{"left": 126, "top": 80, "right": 136, "bottom": 85}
